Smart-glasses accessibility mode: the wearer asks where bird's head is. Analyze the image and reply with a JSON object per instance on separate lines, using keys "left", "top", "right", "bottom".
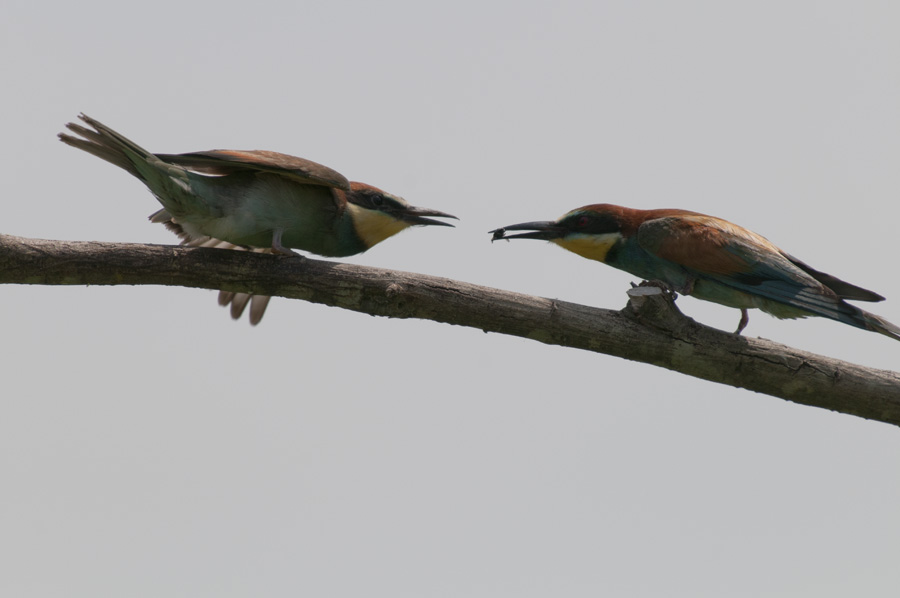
{"left": 490, "top": 204, "right": 626, "bottom": 263}
{"left": 345, "top": 182, "right": 457, "bottom": 249}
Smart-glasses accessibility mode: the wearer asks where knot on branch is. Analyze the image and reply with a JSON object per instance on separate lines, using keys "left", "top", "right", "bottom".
{"left": 623, "top": 282, "right": 699, "bottom": 336}
{"left": 363, "top": 281, "right": 417, "bottom": 319}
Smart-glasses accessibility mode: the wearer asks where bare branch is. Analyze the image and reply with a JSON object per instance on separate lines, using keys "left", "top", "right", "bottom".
{"left": 3, "top": 234, "right": 899, "bottom": 427}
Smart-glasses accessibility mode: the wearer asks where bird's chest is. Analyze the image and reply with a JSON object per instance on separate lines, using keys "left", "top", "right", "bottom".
{"left": 606, "top": 240, "right": 695, "bottom": 292}
{"left": 189, "top": 174, "right": 353, "bottom": 254}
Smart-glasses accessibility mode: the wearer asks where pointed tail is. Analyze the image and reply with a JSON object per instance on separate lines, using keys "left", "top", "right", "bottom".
{"left": 59, "top": 113, "right": 201, "bottom": 220}
{"left": 857, "top": 308, "right": 900, "bottom": 342}
{"left": 58, "top": 113, "right": 158, "bottom": 181}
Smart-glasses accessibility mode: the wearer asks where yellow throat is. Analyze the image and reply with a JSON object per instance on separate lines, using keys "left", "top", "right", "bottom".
{"left": 552, "top": 232, "right": 622, "bottom": 263}
{"left": 347, "top": 203, "right": 411, "bottom": 248}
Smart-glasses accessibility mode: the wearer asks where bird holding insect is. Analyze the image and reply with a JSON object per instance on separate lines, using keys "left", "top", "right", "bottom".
{"left": 491, "top": 203, "right": 900, "bottom": 340}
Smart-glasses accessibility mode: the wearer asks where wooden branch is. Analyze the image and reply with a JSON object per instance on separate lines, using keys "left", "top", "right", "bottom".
{"left": 3, "top": 233, "right": 899, "bottom": 427}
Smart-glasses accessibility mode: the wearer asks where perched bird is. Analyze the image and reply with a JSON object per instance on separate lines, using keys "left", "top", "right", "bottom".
{"left": 59, "top": 113, "right": 456, "bottom": 324}
{"left": 490, "top": 204, "right": 900, "bottom": 341}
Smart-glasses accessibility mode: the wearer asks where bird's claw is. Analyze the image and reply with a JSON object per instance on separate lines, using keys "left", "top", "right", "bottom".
{"left": 272, "top": 246, "right": 302, "bottom": 257}
{"left": 270, "top": 228, "right": 303, "bottom": 256}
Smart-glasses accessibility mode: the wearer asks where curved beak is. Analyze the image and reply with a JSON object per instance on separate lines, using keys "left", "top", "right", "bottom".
{"left": 400, "top": 205, "right": 458, "bottom": 227}
{"left": 489, "top": 221, "right": 564, "bottom": 242}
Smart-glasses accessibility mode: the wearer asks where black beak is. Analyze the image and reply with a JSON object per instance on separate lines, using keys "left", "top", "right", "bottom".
{"left": 489, "top": 221, "right": 564, "bottom": 242}
{"left": 401, "top": 205, "right": 458, "bottom": 227}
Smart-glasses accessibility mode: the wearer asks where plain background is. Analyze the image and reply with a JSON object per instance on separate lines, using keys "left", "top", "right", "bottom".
{"left": 3, "top": 1, "right": 900, "bottom": 596}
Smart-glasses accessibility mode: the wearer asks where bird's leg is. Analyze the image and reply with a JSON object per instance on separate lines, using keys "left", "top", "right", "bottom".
{"left": 735, "top": 308, "right": 749, "bottom": 334}
{"left": 270, "top": 228, "right": 301, "bottom": 257}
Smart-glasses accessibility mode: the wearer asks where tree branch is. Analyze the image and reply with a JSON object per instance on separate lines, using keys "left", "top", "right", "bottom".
{"left": 3, "top": 233, "right": 899, "bottom": 427}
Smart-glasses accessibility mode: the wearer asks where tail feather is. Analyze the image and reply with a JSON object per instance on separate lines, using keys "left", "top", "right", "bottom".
{"left": 798, "top": 293, "right": 900, "bottom": 342}
{"left": 751, "top": 282, "right": 900, "bottom": 341}
{"left": 785, "top": 253, "right": 885, "bottom": 302}
{"left": 60, "top": 113, "right": 274, "bottom": 326}
{"left": 60, "top": 113, "right": 201, "bottom": 219}
{"left": 58, "top": 113, "right": 154, "bottom": 180}
{"left": 857, "top": 308, "right": 900, "bottom": 341}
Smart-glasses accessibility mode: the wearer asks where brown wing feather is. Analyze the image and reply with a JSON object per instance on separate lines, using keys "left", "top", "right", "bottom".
{"left": 157, "top": 149, "right": 351, "bottom": 190}
{"left": 637, "top": 214, "right": 780, "bottom": 275}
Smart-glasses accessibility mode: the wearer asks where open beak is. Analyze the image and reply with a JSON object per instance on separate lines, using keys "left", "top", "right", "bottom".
{"left": 489, "top": 221, "right": 564, "bottom": 242}
{"left": 400, "top": 205, "right": 458, "bottom": 227}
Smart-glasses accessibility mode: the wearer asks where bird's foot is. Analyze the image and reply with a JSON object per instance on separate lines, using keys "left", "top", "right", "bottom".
{"left": 270, "top": 228, "right": 302, "bottom": 257}
{"left": 272, "top": 245, "right": 302, "bottom": 257}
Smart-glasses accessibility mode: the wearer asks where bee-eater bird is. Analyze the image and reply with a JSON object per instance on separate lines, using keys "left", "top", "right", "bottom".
{"left": 490, "top": 204, "right": 900, "bottom": 341}
{"left": 59, "top": 113, "right": 457, "bottom": 324}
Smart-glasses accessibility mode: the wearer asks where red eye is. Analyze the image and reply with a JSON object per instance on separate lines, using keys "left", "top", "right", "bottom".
{"left": 577, "top": 215, "right": 589, "bottom": 228}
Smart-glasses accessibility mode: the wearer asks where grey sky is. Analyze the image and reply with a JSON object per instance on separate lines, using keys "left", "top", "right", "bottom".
{"left": 4, "top": 1, "right": 900, "bottom": 596}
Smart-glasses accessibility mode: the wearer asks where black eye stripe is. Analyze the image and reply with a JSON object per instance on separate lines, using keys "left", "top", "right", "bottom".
{"left": 372, "top": 194, "right": 406, "bottom": 211}
{"left": 564, "top": 213, "right": 619, "bottom": 234}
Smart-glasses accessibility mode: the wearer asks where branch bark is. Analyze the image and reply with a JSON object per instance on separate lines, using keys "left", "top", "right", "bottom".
{"left": 3, "top": 233, "right": 899, "bottom": 427}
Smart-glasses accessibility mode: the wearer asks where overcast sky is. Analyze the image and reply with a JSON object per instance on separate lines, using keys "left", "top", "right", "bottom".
{"left": 4, "top": 1, "right": 900, "bottom": 596}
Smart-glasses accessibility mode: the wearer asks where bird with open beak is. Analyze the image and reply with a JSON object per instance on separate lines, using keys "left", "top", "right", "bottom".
{"left": 491, "top": 203, "right": 900, "bottom": 341}
{"left": 60, "top": 114, "right": 457, "bottom": 324}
